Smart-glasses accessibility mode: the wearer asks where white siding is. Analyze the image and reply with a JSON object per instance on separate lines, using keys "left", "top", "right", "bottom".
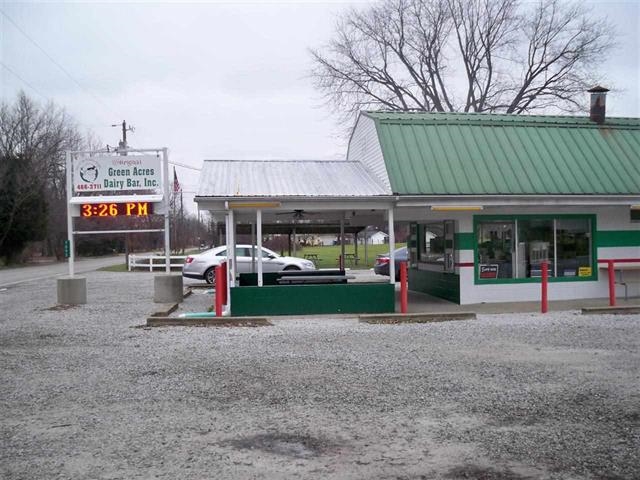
{"left": 347, "top": 115, "right": 391, "bottom": 191}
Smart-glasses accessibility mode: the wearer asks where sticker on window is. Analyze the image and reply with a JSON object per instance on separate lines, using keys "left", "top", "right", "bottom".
{"left": 479, "top": 264, "right": 499, "bottom": 279}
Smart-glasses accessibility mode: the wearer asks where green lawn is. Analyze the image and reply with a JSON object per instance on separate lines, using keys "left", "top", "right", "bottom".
{"left": 297, "top": 243, "right": 404, "bottom": 269}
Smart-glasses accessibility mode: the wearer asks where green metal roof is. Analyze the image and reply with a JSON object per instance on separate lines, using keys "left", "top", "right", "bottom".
{"left": 364, "top": 112, "right": 640, "bottom": 196}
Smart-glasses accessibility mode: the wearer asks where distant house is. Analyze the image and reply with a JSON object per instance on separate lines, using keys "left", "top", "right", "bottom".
{"left": 358, "top": 229, "right": 388, "bottom": 245}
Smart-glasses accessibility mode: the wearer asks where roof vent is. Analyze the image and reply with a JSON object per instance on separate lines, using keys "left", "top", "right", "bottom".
{"left": 588, "top": 86, "right": 609, "bottom": 124}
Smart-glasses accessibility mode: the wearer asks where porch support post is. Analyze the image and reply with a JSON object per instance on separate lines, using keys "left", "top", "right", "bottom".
{"left": 257, "top": 209, "right": 263, "bottom": 287}
{"left": 388, "top": 207, "right": 395, "bottom": 285}
{"left": 292, "top": 227, "right": 297, "bottom": 256}
{"left": 250, "top": 221, "right": 256, "bottom": 273}
{"left": 364, "top": 229, "right": 368, "bottom": 265}
{"left": 354, "top": 231, "right": 359, "bottom": 264}
{"left": 340, "top": 218, "right": 345, "bottom": 269}
{"left": 228, "top": 209, "right": 236, "bottom": 288}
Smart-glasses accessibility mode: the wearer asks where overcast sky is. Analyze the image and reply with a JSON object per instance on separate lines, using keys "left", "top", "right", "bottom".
{"left": 2, "top": 0, "right": 639, "bottom": 211}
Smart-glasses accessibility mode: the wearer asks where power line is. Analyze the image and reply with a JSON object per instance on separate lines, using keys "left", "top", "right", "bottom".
{"left": 0, "top": 7, "right": 120, "bottom": 121}
{"left": 169, "top": 160, "right": 201, "bottom": 171}
{"left": 0, "top": 60, "right": 48, "bottom": 101}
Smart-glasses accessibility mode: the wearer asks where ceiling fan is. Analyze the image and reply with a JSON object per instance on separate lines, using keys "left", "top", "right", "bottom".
{"left": 275, "top": 209, "right": 320, "bottom": 221}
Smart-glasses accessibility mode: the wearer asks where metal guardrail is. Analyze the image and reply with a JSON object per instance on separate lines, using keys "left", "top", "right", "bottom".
{"left": 128, "top": 254, "right": 187, "bottom": 271}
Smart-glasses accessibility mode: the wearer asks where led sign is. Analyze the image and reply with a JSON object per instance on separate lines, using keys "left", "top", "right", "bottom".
{"left": 80, "top": 202, "right": 153, "bottom": 218}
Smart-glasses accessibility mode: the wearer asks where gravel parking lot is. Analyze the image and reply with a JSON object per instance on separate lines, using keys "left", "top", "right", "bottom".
{"left": 1, "top": 271, "right": 639, "bottom": 479}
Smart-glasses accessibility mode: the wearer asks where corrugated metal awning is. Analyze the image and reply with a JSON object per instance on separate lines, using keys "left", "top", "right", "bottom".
{"left": 197, "top": 159, "right": 392, "bottom": 198}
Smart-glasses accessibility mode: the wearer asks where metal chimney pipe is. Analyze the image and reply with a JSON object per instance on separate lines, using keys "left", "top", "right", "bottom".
{"left": 588, "top": 86, "right": 609, "bottom": 124}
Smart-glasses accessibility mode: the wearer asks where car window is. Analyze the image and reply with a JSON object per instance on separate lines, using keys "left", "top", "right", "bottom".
{"left": 215, "top": 249, "right": 227, "bottom": 257}
{"left": 236, "top": 247, "right": 250, "bottom": 257}
{"left": 261, "top": 247, "right": 279, "bottom": 258}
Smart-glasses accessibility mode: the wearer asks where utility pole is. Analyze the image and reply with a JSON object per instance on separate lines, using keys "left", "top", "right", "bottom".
{"left": 111, "top": 120, "right": 134, "bottom": 153}
{"left": 111, "top": 120, "right": 135, "bottom": 264}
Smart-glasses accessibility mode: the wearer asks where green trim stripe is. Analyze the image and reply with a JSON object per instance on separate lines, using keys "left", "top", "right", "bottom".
{"left": 455, "top": 232, "right": 475, "bottom": 250}
{"left": 597, "top": 230, "right": 640, "bottom": 247}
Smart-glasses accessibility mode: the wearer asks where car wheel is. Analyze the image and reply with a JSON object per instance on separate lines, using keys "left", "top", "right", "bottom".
{"left": 283, "top": 265, "right": 300, "bottom": 271}
{"left": 205, "top": 267, "right": 216, "bottom": 285}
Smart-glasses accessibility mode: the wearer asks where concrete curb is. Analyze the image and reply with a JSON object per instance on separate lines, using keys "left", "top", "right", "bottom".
{"left": 359, "top": 312, "right": 476, "bottom": 324}
{"left": 146, "top": 316, "right": 272, "bottom": 327}
{"left": 581, "top": 305, "right": 640, "bottom": 315}
{"left": 148, "top": 288, "right": 193, "bottom": 317}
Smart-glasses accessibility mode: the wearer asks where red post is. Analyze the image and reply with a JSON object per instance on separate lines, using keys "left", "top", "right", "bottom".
{"left": 215, "top": 265, "right": 223, "bottom": 317}
{"left": 220, "top": 261, "right": 228, "bottom": 305}
{"left": 541, "top": 261, "right": 548, "bottom": 313}
{"left": 608, "top": 260, "right": 616, "bottom": 307}
{"left": 400, "top": 261, "right": 408, "bottom": 314}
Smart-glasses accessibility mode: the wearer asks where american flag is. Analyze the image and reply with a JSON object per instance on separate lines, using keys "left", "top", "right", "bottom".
{"left": 173, "top": 167, "right": 181, "bottom": 193}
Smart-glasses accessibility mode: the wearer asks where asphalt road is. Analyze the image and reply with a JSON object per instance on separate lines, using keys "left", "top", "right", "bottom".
{"left": 0, "top": 255, "right": 126, "bottom": 288}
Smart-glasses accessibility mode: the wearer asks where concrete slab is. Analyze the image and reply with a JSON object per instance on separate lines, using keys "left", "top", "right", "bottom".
{"left": 582, "top": 305, "right": 640, "bottom": 315}
{"left": 147, "top": 316, "right": 272, "bottom": 327}
{"left": 360, "top": 312, "right": 475, "bottom": 324}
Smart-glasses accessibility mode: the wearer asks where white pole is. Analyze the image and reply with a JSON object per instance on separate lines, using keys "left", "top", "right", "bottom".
{"left": 229, "top": 209, "right": 236, "bottom": 288}
{"left": 340, "top": 219, "right": 345, "bottom": 268}
{"left": 225, "top": 212, "right": 232, "bottom": 311}
{"left": 257, "top": 209, "right": 263, "bottom": 287}
{"left": 250, "top": 221, "right": 256, "bottom": 274}
{"left": 66, "top": 151, "right": 75, "bottom": 277}
{"left": 162, "top": 148, "right": 171, "bottom": 273}
{"left": 388, "top": 208, "right": 396, "bottom": 285}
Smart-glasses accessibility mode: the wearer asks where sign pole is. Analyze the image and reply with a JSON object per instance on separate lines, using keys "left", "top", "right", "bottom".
{"left": 163, "top": 148, "right": 171, "bottom": 273}
{"left": 66, "top": 151, "right": 75, "bottom": 277}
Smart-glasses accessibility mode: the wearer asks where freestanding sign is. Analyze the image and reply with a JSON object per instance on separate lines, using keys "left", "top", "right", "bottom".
{"left": 60, "top": 147, "right": 174, "bottom": 304}
{"left": 74, "top": 155, "right": 162, "bottom": 192}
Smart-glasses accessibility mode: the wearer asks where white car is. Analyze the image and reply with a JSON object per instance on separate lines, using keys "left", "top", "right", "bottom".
{"left": 182, "top": 244, "right": 316, "bottom": 284}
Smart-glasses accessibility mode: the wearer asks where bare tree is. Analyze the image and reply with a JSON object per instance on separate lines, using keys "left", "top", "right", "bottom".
{"left": 0, "top": 92, "right": 84, "bottom": 263}
{"left": 310, "top": 0, "right": 615, "bottom": 122}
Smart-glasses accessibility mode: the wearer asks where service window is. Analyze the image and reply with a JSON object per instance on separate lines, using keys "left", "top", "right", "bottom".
{"left": 419, "top": 220, "right": 455, "bottom": 272}
{"left": 476, "top": 216, "right": 594, "bottom": 282}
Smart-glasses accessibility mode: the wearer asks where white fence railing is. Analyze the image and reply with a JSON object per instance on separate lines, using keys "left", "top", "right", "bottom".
{"left": 128, "top": 255, "right": 187, "bottom": 272}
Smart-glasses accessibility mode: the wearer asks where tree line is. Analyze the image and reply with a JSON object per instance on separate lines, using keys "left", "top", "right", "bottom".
{"left": 0, "top": 92, "right": 204, "bottom": 265}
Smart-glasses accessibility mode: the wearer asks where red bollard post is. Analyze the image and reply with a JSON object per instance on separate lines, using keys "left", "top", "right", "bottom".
{"left": 608, "top": 260, "right": 616, "bottom": 307}
{"left": 220, "top": 261, "right": 228, "bottom": 305}
{"left": 541, "top": 261, "right": 548, "bottom": 313}
{"left": 214, "top": 265, "right": 223, "bottom": 316}
{"left": 400, "top": 261, "right": 408, "bottom": 314}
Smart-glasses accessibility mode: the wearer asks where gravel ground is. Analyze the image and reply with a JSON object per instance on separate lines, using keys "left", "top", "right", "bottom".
{"left": 1, "top": 271, "right": 639, "bottom": 479}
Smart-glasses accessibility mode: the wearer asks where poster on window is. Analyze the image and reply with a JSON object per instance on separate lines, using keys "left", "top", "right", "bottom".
{"left": 479, "top": 264, "right": 499, "bottom": 279}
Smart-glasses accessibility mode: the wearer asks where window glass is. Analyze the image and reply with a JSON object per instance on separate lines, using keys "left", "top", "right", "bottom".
{"left": 517, "top": 219, "right": 554, "bottom": 278}
{"left": 556, "top": 218, "right": 592, "bottom": 277}
{"left": 476, "top": 216, "right": 593, "bottom": 281}
{"left": 478, "top": 222, "right": 514, "bottom": 279}
{"left": 215, "top": 249, "right": 227, "bottom": 257}
{"left": 419, "top": 223, "right": 445, "bottom": 263}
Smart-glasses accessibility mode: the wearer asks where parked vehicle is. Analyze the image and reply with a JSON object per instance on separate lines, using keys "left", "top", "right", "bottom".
{"left": 182, "top": 245, "right": 316, "bottom": 284}
{"left": 373, "top": 246, "right": 408, "bottom": 279}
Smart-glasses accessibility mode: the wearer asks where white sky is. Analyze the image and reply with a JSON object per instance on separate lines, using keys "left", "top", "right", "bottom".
{"left": 1, "top": 0, "right": 639, "bottom": 212}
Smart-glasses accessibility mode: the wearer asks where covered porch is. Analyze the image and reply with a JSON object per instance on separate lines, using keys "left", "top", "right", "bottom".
{"left": 194, "top": 159, "right": 399, "bottom": 316}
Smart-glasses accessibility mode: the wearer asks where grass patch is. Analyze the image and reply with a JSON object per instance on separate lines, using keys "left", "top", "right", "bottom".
{"left": 297, "top": 244, "right": 405, "bottom": 269}
{"left": 100, "top": 263, "right": 128, "bottom": 272}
